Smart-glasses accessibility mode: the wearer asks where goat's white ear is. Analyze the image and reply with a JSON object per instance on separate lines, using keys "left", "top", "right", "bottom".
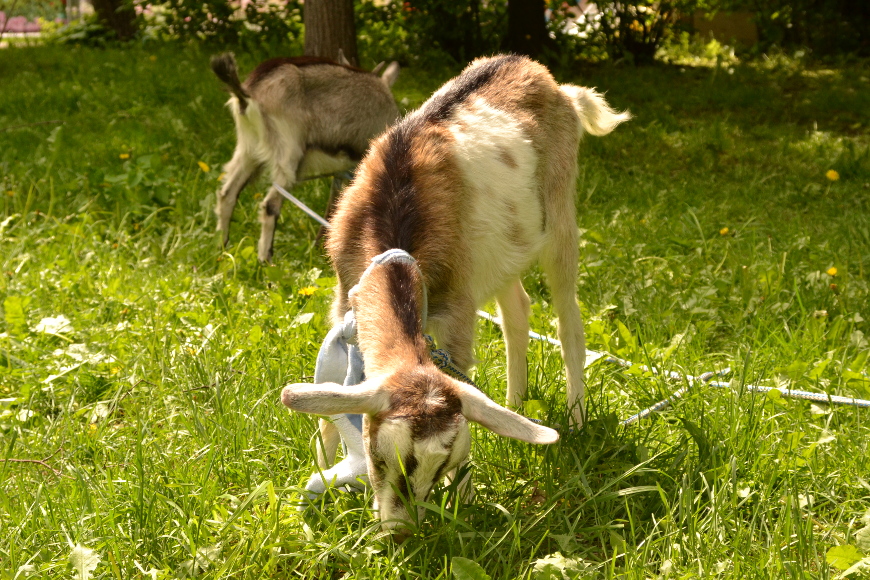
{"left": 380, "top": 61, "right": 400, "bottom": 88}
{"left": 454, "top": 381, "right": 559, "bottom": 444}
{"left": 337, "top": 48, "right": 351, "bottom": 66}
{"left": 282, "top": 380, "right": 386, "bottom": 416}
{"left": 371, "top": 61, "right": 386, "bottom": 75}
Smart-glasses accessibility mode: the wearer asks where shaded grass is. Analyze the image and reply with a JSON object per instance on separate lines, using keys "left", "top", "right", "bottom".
{"left": 1, "top": 44, "right": 869, "bottom": 578}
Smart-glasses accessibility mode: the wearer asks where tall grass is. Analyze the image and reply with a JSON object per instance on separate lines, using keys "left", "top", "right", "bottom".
{"left": 1, "top": 44, "right": 869, "bottom": 578}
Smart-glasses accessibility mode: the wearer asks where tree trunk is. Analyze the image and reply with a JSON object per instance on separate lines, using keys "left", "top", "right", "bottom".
{"left": 91, "top": 0, "right": 137, "bottom": 41}
{"left": 304, "top": 0, "right": 359, "bottom": 66}
{"left": 504, "top": 0, "right": 548, "bottom": 59}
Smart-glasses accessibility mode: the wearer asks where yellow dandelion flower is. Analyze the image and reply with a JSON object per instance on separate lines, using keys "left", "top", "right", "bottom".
{"left": 826, "top": 266, "right": 837, "bottom": 276}
{"left": 149, "top": 55, "right": 157, "bottom": 62}
{"left": 720, "top": 227, "right": 729, "bottom": 236}
{"left": 198, "top": 161, "right": 210, "bottom": 173}
{"left": 119, "top": 153, "right": 130, "bottom": 160}
{"left": 110, "top": 366, "right": 121, "bottom": 375}
{"left": 253, "top": 192, "right": 263, "bottom": 200}
{"left": 89, "top": 423, "right": 97, "bottom": 432}
{"left": 6, "top": 190, "right": 14, "bottom": 197}
{"left": 218, "top": 172, "right": 226, "bottom": 181}
{"left": 826, "top": 169, "right": 839, "bottom": 181}
{"left": 298, "top": 286, "right": 317, "bottom": 296}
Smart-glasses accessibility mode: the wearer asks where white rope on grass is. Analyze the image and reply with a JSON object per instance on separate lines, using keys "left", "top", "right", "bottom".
{"left": 280, "top": 189, "right": 870, "bottom": 425}
{"left": 476, "top": 311, "right": 870, "bottom": 422}
{"left": 273, "top": 182, "right": 331, "bottom": 228}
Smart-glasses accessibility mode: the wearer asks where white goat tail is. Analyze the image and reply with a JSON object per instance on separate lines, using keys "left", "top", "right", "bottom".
{"left": 559, "top": 84, "right": 632, "bottom": 137}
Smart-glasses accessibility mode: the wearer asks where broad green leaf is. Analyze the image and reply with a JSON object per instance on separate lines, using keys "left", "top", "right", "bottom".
{"left": 290, "top": 312, "right": 315, "bottom": 328}
{"left": 70, "top": 544, "right": 100, "bottom": 580}
{"left": 3, "top": 295, "right": 28, "bottom": 333}
{"left": 248, "top": 325, "right": 262, "bottom": 344}
{"left": 766, "top": 389, "right": 786, "bottom": 406}
{"left": 583, "top": 230, "right": 605, "bottom": 244}
{"left": 615, "top": 319, "right": 636, "bottom": 352}
{"left": 808, "top": 356, "right": 832, "bottom": 380}
{"left": 531, "top": 552, "right": 589, "bottom": 580}
{"left": 826, "top": 545, "right": 863, "bottom": 570}
{"left": 783, "top": 360, "right": 808, "bottom": 380}
{"left": 451, "top": 557, "right": 490, "bottom": 580}
{"left": 524, "top": 399, "right": 548, "bottom": 420}
{"left": 856, "top": 525, "right": 870, "bottom": 553}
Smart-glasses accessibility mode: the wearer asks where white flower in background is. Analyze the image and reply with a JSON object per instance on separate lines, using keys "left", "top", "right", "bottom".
{"left": 33, "top": 315, "right": 73, "bottom": 335}
{"left": 52, "top": 344, "right": 116, "bottom": 364}
{"left": 69, "top": 544, "right": 100, "bottom": 580}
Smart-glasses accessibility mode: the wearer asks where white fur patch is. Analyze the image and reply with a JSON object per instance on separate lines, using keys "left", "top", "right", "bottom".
{"left": 448, "top": 98, "right": 543, "bottom": 303}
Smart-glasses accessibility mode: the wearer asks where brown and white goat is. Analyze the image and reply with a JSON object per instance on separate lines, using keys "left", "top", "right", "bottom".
{"left": 210, "top": 52, "right": 400, "bottom": 261}
{"left": 282, "top": 55, "right": 629, "bottom": 532}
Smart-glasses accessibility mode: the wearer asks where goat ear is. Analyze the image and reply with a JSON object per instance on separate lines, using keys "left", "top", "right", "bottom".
{"left": 380, "top": 61, "right": 400, "bottom": 88}
{"left": 454, "top": 381, "right": 559, "bottom": 444}
{"left": 371, "top": 61, "right": 386, "bottom": 75}
{"left": 337, "top": 48, "right": 351, "bottom": 67}
{"left": 282, "top": 380, "right": 386, "bottom": 416}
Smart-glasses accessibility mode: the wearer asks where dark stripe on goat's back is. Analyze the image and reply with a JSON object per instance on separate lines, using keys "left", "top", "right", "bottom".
{"left": 366, "top": 120, "right": 423, "bottom": 254}
{"left": 359, "top": 55, "right": 524, "bottom": 254}
{"left": 245, "top": 56, "right": 368, "bottom": 89}
{"left": 423, "top": 54, "right": 525, "bottom": 123}
{"left": 385, "top": 262, "right": 423, "bottom": 343}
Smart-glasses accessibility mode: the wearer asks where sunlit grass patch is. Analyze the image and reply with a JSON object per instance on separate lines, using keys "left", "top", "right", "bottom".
{"left": 1, "top": 44, "right": 869, "bottom": 578}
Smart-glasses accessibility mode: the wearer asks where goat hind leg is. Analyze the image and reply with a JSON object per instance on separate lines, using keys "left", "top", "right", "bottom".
{"left": 541, "top": 231, "right": 586, "bottom": 427}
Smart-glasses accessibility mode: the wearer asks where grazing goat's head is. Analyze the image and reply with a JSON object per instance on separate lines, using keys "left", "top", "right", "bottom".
{"left": 282, "top": 255, "right": 558, "bottom": 534}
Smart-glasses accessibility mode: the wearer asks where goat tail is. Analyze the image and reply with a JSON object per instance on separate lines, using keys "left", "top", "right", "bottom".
{"left": 211, "top": 52, "right": 250, "bottom": 111}
{"left": 559, "top": 84, "right": 631, "bottom": 137}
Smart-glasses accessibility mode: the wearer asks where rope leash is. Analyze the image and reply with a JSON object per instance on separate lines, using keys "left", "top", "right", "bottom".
{"left": 424, "top": 334, "right": 476, "bottom": 386}
{"left": 477, "top": 312, "right": 870, "bottom": 423}
{"left": 280, "top": 185, "right": 870, "bottom": 425}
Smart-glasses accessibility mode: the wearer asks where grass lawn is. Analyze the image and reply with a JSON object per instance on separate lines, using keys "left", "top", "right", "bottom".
{"left": 1, "top": 43, "right": 869, "bottom": 579}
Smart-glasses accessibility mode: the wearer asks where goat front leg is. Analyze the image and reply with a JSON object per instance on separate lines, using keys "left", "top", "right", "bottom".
{"left": 216, "top": 149, "right": 260, "bottom": 246}
{"left": 496, "top": 279, "right": 532, "bottom": 410}
{"left": 258, "top": 152, "right": 303, "bottom": 262}
{"left": 427, "top": 295, "right": 477, "bottom": 376}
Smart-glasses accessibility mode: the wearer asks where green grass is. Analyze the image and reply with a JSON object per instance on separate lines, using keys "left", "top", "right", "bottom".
{"left": 1, "top": 43, "right": 870, "bottom": 579}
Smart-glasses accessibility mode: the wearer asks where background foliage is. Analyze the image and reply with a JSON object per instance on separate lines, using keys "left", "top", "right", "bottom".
{"left": 8, "top": 0, "right": 865, "bottom": 63}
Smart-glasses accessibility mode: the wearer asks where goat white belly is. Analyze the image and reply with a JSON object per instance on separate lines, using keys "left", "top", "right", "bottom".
{"left": 448, "top": 99, "right": 543, "bottom": 302}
